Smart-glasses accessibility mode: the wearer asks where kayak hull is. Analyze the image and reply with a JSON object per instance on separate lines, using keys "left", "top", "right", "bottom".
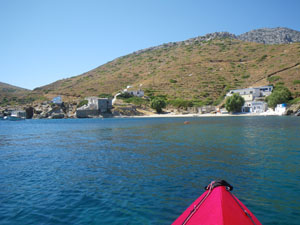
{"left": 172, "top": 185, "right": 261, "bottom": 225}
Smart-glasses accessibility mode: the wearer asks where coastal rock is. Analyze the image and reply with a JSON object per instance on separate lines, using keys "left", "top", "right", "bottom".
{"left": 286, "top": 102, "right": 300, "bottom": 115}
{"left": 25, "top": 107, "right": 34, "bottom": 119}
{"left": 49, "top": 113, "right": 65, "bottom": 119}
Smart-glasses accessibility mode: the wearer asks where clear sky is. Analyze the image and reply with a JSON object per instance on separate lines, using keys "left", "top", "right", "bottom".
{"left": 0, "top": 0, "right": 299, "bottom": 90}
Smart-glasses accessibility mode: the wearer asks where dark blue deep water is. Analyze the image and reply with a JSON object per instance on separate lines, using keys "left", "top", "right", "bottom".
{"left": 0, "top": 116, "right": 299, "bottom": 225}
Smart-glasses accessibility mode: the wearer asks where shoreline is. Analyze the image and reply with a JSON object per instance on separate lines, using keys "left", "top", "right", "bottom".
{"left": 114, "top": 112, "right": 284, "bottom": 119}
{"left": 0, "top": 111, "right": 288, "bottom": 120}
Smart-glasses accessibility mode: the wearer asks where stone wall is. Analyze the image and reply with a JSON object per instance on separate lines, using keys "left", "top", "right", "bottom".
{"left": 76, "top": 109, "right": 100, "bottom": 118}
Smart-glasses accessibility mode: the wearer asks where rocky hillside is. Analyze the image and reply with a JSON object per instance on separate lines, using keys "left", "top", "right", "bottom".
{"left": 2, "top": 27, "right": 300, "bottom": 107}
{"left": 31, "top": 30, "right": 300, "bottom": 106}
{"left": 237, "top": 27, "right": 300, "bottom": 44}
{"left": 0, "top": 82, "right": 31, "bottom": 106}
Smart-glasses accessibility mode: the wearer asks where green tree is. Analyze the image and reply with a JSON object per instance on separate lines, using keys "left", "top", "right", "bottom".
{"left": 78, "top": 100, "right": 88, "bottom": 108}
{"left": 266, "top": 86, "right": 292, "bottom": 109}
{"left": 225, "top": 93, "right": 245, "bottom": 113}
{"left": 150, "top": 97, "right": 166, "bottom": 113}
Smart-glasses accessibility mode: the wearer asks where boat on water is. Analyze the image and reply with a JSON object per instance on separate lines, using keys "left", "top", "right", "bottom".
{"left": 2, "top": 116, "right": 25, "bottom": 121}
{"left": 172, "top": 180, "right": 261, "bottom": 225}
{"left": 7, "top": 116, "right": 25, "bottom": 121}
{"left": 3, "top": 110, "right": 26, "bottom": 121}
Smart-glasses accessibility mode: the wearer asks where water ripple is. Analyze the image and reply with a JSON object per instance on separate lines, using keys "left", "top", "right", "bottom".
{"left": 0, "top": 117, "right": 299, "bottom": 224}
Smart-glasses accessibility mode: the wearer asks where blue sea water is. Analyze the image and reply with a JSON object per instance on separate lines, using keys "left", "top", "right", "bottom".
{"left": 0, "top": 116, "right": 299, "bottom": 225}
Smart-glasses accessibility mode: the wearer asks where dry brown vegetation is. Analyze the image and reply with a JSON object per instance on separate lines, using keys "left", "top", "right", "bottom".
{"left": 4, "top": 38, "right": 300, "bottom": 106}
{"left": 0, "top": 82, "right": 31, "bottom": 106}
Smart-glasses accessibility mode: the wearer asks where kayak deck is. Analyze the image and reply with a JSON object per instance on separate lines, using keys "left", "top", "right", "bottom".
{"left": 172, "top": 180, "right": 261, "bottom": 225}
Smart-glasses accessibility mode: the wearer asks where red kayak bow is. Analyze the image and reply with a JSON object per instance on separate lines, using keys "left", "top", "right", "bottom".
{"left": 172, "top": 180, "right": 261, "bottom": 225}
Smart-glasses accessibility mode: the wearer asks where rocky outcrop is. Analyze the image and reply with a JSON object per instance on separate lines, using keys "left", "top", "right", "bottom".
{"left": 112, "top": 105, "right": 144, "bottom": 116}
{"left": 286, "top": 102, "right": 300, "bottom": 115}
{"left": 25, "top": 107, "right": 34, "bottom": 119}
{"left": 32, "top": 101, "right": 77, "bottom": 119}
{"left": 184, "top": 32, "right": 237, "bottom": 45}
{"left": 237, "top": 27, "right": 300, "bottom": 44}
{"left": 132, "top": 27, "right": 300, "bottom": 57}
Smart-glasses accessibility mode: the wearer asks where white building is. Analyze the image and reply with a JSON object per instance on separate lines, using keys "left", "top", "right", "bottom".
{"left": 124, "top": 89, "right": 144, "bottom": 97}
{"left": 258, "top": 86, "right": 273, "bottom": 97}
{"left": 242, "top": 101, "right": 268, "bottom": 113}
{"left": 79, "top": 97, "right": 112, "bottom": 112}
{"left": 227, "top": 87, "right": 260, "bottom": 98}
{"left": 11, "top": 110, "right": 26, "bottom": 119}
{"left": 275, "top": 104, "right": 287, "bottom": 115}
{"left": 226, "top": 86, "right": 273, "bottom": 99}
{"left": 227, "top": 85, "right": 273, "bottom": 113}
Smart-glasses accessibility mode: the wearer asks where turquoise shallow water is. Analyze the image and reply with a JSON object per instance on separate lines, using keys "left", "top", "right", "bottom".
{"left": 0, "top": 116, "right": 299, "bottom": 225}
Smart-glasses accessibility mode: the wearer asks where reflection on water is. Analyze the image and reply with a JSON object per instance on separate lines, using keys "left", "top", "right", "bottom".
{"left": 0, "top": 117, "right": 300, "bottom": 225}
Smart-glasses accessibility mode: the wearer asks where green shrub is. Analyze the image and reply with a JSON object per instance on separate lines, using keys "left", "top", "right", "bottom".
{"left": 155, "top": 94, "right": 168, "bottom": 100}
{"left": 192, "top": 100, "right": 205, "bottom": 107}
{"left": 289, "top": 97, "right": 300, "bottom": 104}
{"left": 144, "top": 88, "right": 156, "bottom": 98}
{"left": 267, "top": 76, "right": 281, "bottom": 82}
{"left": 150, "top": 97, "right": 166, "bottom": 113}
{"left": 123, "top": 97, "right": 149, "bottom": 106}
{"left": 242, "top": 74, "right": 250, "bottom": 79}
{"left": 200, "top": 92, "right": 209, "bottom": 97}
{"left": 213, "top": 95, "right": 225, "bottom": 106}
{"left": 78, "top": 100, "right": 88, "bottom": 108}
{"left": 266, "top": 86, "right": 292, "bottom": 109}
{"left": 98, "top": 93, "right": 113, "bottom": 98}
{"left": 225, "top": 93, "right": 245, "bottom": 113}
{"left": 257, "top": 54, "right": 267, "bottom": 62}
{"left": 203, "top": 97, "right": 213, "bottom": 105}
{"left": 169, "top": 79, "right": 177, "bottom": 83}
{"left": 293, "top": 80, "right": 300, "bottom": 85}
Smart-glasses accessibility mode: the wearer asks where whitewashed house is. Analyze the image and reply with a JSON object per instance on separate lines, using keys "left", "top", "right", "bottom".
{"left": 226, "top": 87, "right": 260, "bottom": 102}
{"left": 123, "top": 89, "right": 144, "bottom": 97}
{"left": 258, "top": 86, "right": 273, "bottom": 97}
{"left": 275, "top": 104, "right": 287, "bottom": 115}
{"left": 227, "top": 85, "right": 273, "bottom": 114}
{"left": 242, "top": 101, "right": 268, "bottom": 113}
{"left": 226, "top": 86, "right": 273, "bottom": 99}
